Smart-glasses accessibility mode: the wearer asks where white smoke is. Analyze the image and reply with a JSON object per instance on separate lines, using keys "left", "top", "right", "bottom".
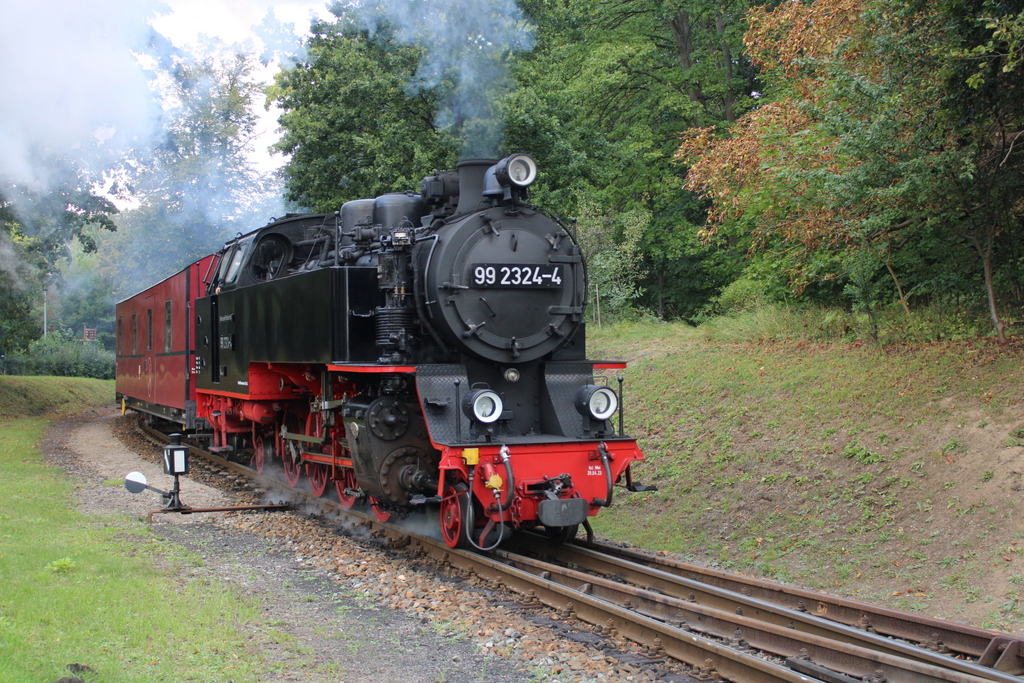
{"left": 355, "top": 0, "right": 535, "bottom": 157}
{"left": 0, "top": 0, "right": 167, "bottom": 190}
{"left": 0, "top": 1, "right": 333, "bottom": 302}
{"left": 0, "top": 1, "right": 327, "bottom": 192}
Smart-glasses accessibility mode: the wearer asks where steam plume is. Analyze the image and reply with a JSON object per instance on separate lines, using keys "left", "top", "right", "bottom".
{"left": 353, "top": 0, "right": 535, "bottom": 157}
{"left": 0, "top": 0, "right": 165, "bottom": 190}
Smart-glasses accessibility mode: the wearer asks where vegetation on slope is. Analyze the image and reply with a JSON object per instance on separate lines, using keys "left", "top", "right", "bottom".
{"left": 0, "top": 376, "right": 113, "bottom": 416}
{"left": 590, "top": 322, "right": 1024, "bottom": 633}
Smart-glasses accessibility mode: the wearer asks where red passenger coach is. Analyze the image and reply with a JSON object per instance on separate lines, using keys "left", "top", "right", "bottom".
{"left": 115, "top": 255, "right": 217, "bottom": 427}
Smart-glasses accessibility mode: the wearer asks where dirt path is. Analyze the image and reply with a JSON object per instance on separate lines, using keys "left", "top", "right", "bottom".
{"left": 43, "top": 410, "right": 678, "bottom": 683}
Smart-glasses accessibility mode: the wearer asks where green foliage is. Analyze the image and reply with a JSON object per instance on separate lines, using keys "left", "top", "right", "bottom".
{"left": 0, "top": 171, "right": 118, "bottom": 273}
{"left": 575, "top": 193, "right": 649, "bottom": 322}
{"left": 508, "top": 0, "right": 761, "bottom": 318}
{"left": 5, "top": 331, "right": 114, "bottom": 379}
{"left": 843, "top": 443, "right": 887, "bottom": 465}
{"left": 271, "top": 14, "right": 458, "bottom": 210}
{"left": 0, "top": 268, "right": 39, "bottom": 352}
{"left": 44, "top": 557, "right": 76, "bottom": 574}
{"left": 694, "top": 299, "right": 998, "bottom": 345}
{"left": 54, "top": 252, "right": 117, "bottom": 351}
{"left": 683, "top": 0, "right": 1024, "bottom": 342}
{"left": 954, "top": 10, "right": 1024, "bottom": 88}
{"left": 0, "top": 165, "right": 119, "bottom": 352}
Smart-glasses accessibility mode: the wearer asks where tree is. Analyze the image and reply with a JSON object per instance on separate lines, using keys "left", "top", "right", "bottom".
{"left": 503, "top": 0, "right": 763, "bottom": 318}
{"left": 0, "top": 164, "right": 118, "bottom": 351}
{"left": 105, "top": 52, "right": 277, "bottom": 291}
{"left": 680, "top": 0, "right": 1024, "bottom": 342}
{"left": 271, "top": 13, "right": 458, "bottom": 210}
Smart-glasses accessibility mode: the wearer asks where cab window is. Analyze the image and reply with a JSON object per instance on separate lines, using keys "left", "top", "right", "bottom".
{"left": 215, "top": 246, "right": 236, "bottom": 284}
{"left": 224, "top": 236, "right": 254, "bottom": 285}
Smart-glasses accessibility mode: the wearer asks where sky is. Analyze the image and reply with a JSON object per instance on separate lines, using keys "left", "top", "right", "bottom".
{"left": 153, "top": 0, "right": 331, "bottom": 47}
{"left": 0, "top": 0, "right": 332, "bottom": 191}
{"left": 153, "top": 0, "right": 335, "bottom": 172}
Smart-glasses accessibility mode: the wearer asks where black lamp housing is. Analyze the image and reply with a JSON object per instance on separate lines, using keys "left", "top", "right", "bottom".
{"left": 462, "top": 388, "right": 504, "bottom": 424}
{"left": 483, "top": 154, "right": 538, "bottom": 201}
{"left": 163, "top": 433, "right": 189, "bottom": 476}
{"left": 574, "top": 384, "right": 619, "bottom": 422}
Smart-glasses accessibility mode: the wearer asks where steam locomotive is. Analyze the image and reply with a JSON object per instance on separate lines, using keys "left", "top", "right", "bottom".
{"left": 115, "top": 155, "right": 652, "bottom": 548}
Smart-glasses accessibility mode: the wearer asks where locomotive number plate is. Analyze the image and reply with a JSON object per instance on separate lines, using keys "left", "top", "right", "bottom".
{"left": 471, "top": 263, "right": 563, "bottom": 288}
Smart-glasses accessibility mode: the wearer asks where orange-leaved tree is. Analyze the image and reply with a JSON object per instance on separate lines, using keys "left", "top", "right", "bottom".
{"left": 680, "top": 0, "right": 1024, "bottom": 343}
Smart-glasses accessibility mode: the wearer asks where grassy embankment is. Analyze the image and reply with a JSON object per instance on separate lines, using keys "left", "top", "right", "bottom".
{"left": 588, "top": 320, "right": 1024, "bottom": 633}
{"left": 0, "top": 377, "right": 268, "bottom": 682}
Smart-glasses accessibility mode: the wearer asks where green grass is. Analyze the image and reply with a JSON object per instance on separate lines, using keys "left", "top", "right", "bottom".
{"left": 0, "top": 383, "right": 269, "bottom": 682}
{"left": 0, "top": 376, "right": 113, "bottom": 417}
{"left": 587, "top": 321, "right": 1024, "bottom": 629}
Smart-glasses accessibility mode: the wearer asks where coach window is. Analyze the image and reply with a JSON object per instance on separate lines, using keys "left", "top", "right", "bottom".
{"left": 131, "top": 313, "right": 137, "bottom": 355}
{"left": 165, "top": 300, "right": 172, "bottom": 352}
{"left": 117, "top": 317, "right": 123, "bottom": 354}
{"left": 147, "top": 309, "right": 153, "bottom": 351}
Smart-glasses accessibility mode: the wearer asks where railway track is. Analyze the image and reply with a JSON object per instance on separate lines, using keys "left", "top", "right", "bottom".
{"left": 136, "top": 417, "right": 1024, "bottom": 683}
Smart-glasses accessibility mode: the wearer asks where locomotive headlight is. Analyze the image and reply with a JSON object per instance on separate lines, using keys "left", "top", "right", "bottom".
{"left": 505, "top": 154, "right": 537, "bottom": 187}
{"left": 575, "top": 385, "right": 618, "bottom": 421}
{"left": 464, "top": 389, "right": 504, "bottom": 423}
{"left": 494, "top": 154, "right": 537, "bottom": 188}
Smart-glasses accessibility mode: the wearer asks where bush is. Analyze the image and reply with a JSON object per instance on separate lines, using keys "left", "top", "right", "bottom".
{"left": 4, "top": 332, "right": 115, "bottom": 379}
{"left": 695, "top": 302, "right": 998, "bottom": 345}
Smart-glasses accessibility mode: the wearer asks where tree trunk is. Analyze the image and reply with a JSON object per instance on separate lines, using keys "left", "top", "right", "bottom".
{"left": 668, "top": 10, "right": 707, "bottom": 107}
{"left": 974, "top": 227, "right": 1006, "bottom": 344}
{"left": 658, "top": 267, "right": 665, "bottom": 319}
{"left": 882, "top": 258, "right": 911, "bottom": 315}
{"left": 715, "top": 14, "right": 736, "bottom": 124}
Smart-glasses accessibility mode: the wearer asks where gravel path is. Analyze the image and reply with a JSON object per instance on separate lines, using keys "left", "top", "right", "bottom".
{"left": 43, "top": 409, "right": 682, "bottom": 683}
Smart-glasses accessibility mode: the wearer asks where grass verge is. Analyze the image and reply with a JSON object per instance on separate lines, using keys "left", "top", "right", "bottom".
{"left": 0, "top": 378, "right": 267, "bottom": 682}
{"left": 589, "top": 322, "right": 1024, "bottom": 632}
{"left": 0, "top": 375, "right": 113, "bottom": 417}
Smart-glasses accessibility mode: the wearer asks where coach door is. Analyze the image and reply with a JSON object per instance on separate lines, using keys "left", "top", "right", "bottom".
{"left": 144, "top": 294, "right": 155, "bottom": 401}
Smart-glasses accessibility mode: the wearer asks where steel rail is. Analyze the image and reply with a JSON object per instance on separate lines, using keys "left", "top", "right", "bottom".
{"left": 531, "top": 539, "right": 1024, "bottom": 681}
{"left": 492, "top": 545, "right": 1013, "bottom": 683}
{"left": 572, "top": 539, "right": 1024, "bottom": 674}
{"left": 405, "top": 534, "right": 820, "bottom": 683}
